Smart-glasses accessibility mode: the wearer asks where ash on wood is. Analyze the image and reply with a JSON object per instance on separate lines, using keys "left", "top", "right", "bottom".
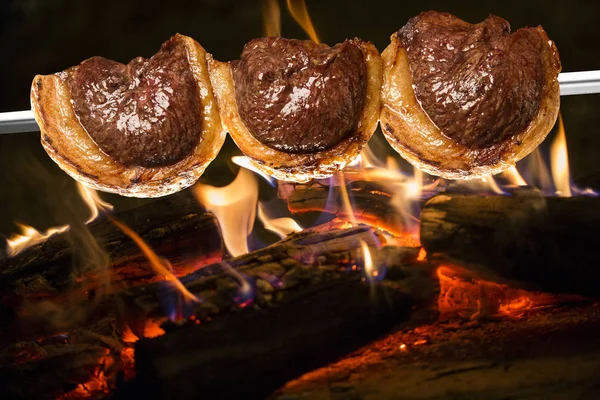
{"left": 119, "top": 235, "right": 438, "bottom": 400}
{"left": 420, "top": 193, "right": 600, "bottom": 296}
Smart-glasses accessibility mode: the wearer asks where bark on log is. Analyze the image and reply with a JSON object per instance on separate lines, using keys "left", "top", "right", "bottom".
{"left": 0, "top": 192, "right": 223, "bottom": 297}
{"left": 0, "top": 192, "right": 223, "bottom": 345}
{"left": 279, "top": 179, "right": 410, "bottom": 237}
{"left": 420, "top": 193, "right": 600, "bottom": 296}
{"left": 116, "top": 227, "right": 439, "bottom": 399}
{"left": 116, "top": 226, "right": 428, "bottom": 338}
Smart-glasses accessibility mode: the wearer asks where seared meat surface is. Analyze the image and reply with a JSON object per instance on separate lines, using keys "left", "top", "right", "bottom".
{"left": 63, "top": 36, "right": 202, "bottom": 167}
{"left": 232, "top": 38, "right": 367, "bottom": 154}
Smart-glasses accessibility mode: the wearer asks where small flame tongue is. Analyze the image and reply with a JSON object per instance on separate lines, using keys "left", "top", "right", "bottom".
{"left": 261, "top": 0, "right": 281, "bottom": 37}
{"left": 192, "top": 169, "right": 259, "bottom": 257}
{"left": 286, "top": 0, "right": 320, "bottom": 43}
{"left": 232, "top": 156, "right": 275, "bottom": 185}
{"left": 5, "top": 182, "right": 113, "bottom": 257}
{"left": 502, "top": 166, "right": 528, "bottom": 187}
{"left": 109, "top": 217, "right": 198, "bottom": 303}
{"left": 258, "top": 203, "right": 303, "bottom": 239}
{"left": 5, "top": 223, "right": 70, "bottom": 257}
{"left": 551, "top": 116, "right": 572, "bottom": 197}
{"left": 77, "top": 183, "right": 114, "bottom": 223}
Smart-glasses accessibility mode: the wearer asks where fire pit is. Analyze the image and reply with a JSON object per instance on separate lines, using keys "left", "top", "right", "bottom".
{"left": 1, "top": 1, "right": 600, "bottom": 399}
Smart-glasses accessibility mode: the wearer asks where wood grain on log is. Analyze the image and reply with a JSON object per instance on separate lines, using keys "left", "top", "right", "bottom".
{"left": 117, "top": 226, "right": 428, "bottom": 338}
{"left": 420, "top": 193, "right": 600, "bottom": 296}
{"left": 0, "top": 192, "right": 223, "bottom": 346}
{"left": 0, "top": 192, "right": 223, "bottom": 298}
{"left": 279, "top": 179, "right": 407, "bottom": 236}
{"left": 116, "top": 226, "right": 439, "bottom": 399}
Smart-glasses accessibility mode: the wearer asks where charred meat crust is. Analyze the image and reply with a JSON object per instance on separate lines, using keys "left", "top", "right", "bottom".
{"left": 231, "top": 38, "right": 367, "bottom": 154}
{"left": 397, "top": 11, "right": 561, "bottom": 149}
{"left": 63, "top": 36, "right": 203, "bottom": 167}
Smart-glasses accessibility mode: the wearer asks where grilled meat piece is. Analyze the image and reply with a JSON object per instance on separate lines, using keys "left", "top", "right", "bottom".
{"left": 31, "top": 34, "right": 225, "bottom": 198}
{"left": 380, "top": 11, "right": 561, "bottom": 179}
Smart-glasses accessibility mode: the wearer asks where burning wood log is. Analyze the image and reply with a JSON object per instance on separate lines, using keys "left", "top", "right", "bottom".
{"left": 116, "top": 226, "right": 439, "bottom": 399}
{"left": 116, "top": 226, "right": 421, "bottom": 336}
{"left": 0, "top": 192, "right": 223, "bottom": 297}
{"left": 420, "top": 192, "right": 600, "bottom": 296}
{"left": 278, "top": 178, "right": 407, "bottom": 237}
{"left": 0, "top": 192, "right": 223, "bottom": 345}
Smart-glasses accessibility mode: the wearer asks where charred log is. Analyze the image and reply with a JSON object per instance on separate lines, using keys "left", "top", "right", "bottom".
{"left": 0, "top": 341, "right": 110, "bottom": 399}
{"left": 116, "top": 228, "right": 439, "bottom": 399}
{"left": 0, "top": 191, "right": 223, "bottom": 297}
{"left": 116, "top": 226, "right": 425, "bottom": 337}
{"left": 420, "top": 193, "right": 600, "bottom": 296}
{"left": 0, "top": 192, "right": 223, "bottom": 345}
{"left": 279, "top": 179, "right": 406, "bottom": 236}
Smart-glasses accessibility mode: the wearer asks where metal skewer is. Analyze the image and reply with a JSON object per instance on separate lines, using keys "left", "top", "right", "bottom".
{"left": 557, "top": 70, "right": 600, "bottom": 96}
{"left": 1, "top": 70, "right": 599, "bottom": 135}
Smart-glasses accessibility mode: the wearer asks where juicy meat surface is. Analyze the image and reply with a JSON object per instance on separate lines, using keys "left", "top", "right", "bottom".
{"left": 398, "top": 11, "right": 561, "bottom": 149}
{"left": 63, "top": 36, "right": 202, "bottom": 167}
{"left": 232, "top": 38, "right": 367, "bottom": 154}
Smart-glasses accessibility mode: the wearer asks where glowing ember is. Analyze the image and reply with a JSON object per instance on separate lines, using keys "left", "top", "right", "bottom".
{"left": 57, "top": 351, "right": 112, "bottom": 399}
{"left": 258, "top": 203, "right": 303, "bottom": 239}
{"left": 550, "top": 115, "right": 572, "bottom": 197}
{"left": 261, "top": 0, "right": 281, "bottom": 37}
{"left": 109, "top": 217, "right": 199, "bottom": 303}
{"left": 121, "top": 320, "right": 166, "bottom": 343}
{"left": 286, "top": 0, "right": 320, "bottom": 43}
{"left": 436, "top": 265, "right": 561, "bottom": 319}
{"left": 193, "top": 169, "right": 259, "bottom": 257}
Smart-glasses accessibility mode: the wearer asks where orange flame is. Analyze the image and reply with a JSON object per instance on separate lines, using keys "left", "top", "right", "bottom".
{"left": 109, "top": 217, "right": 199, "bottom": 303}
{"left": 261, "top": 0, "right": 281, "bottom": 37}
{"left": 258, "top": 203, "right": 303, "bottom": 238}
{"left": 482, "top": 175, "right": 504, "bottom": 195}
{"left": 502, "top": 166, "right": 528, "bottom": 187}
{"left": 359, "top": 240, "right": 378, "bottom": 281}
{"left": 5, "top": 182, "right": 113, "bottom": 257}
{"left": 436, "top": 265, "right": 561, "bottom": 319}
{"left": 526, "top": 148, "right": 553, "bottom": 193}
{"left": 405, "top": 165, "right": 423, "bottom": 200}
{"left": 5, "top": 223, "right": 70, "bottom": 257}
{"left": 550, "top": 115, "right": 572, "bottom": 197}
{"left": 76, "top": 182, "right": 114, "bottom": 223}
{"left": 232, "top": 156, "right": 275, "bottom": 184}
{"left": 286, "top": 0, "right": 320, "bottom": 43}
{"left": 335, "top": 172, "right": 357, "bottom": 224}
{"left": 193, "top": 169, "right": 258, "bottom": 257}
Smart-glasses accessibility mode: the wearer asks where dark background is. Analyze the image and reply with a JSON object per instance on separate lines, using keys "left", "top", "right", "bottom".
{"left": 0, "top": 0, "right": 599, "bottom": 237}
